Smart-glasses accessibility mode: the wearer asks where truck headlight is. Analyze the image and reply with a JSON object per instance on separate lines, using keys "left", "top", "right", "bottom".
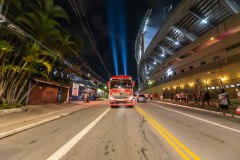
{"left": 109, "top": 96, "right": 114, "bottom": 100}
{"left": 128, "top": 96, "right": 133, "bottom": 100}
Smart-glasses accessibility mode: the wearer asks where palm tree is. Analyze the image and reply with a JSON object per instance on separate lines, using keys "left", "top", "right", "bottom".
{"left": 0, "top": 0, "right": 83, "bottom": 107}
{"left": 0, "top": 39, "right": 55, "bottom": 106}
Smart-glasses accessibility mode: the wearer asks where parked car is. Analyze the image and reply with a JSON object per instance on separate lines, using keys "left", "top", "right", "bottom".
{"left": 137, "top": 94, "right": 147, "bottom": 103}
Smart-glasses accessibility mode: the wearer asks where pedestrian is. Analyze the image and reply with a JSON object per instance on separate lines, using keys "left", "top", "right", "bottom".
{"left": 86, "top": 93, "right": 90, "bottom": 103}
{"left": 160, "top": 95, "right": 163, "bottom": 101}
{"left": 82, "top": 92, "right": 88, "bottom": 103}
{"left": 182, "top": 92, "right": 187, "bottom": 103}
{"left": 180, "top": 92, "right": 183, "bottom": 103}
{"left": 201, "top": 91, "right": 210, "bottom": 107}
{"left": 170, "top": 93, "right": 174, "bottom": 102}
{"left": 193, "top": 91, "right": 199, "bottom": 104}
{"left": 218, "top": 89, "right": 229, "bottom": 115}
{"left": 163, "top": 93, "right": 166, "bottom": 100}
{"left": 150, "top": 94, "right": 153, "bottom": 100}
{"left": 236, "top": 86, "right": 240, "bottom": 104}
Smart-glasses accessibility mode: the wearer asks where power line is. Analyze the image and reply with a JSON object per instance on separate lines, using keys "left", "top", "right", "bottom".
{"left": 1, "top": 16, "right": 106, "bottom": 85}
{"left": 69, "top": 0, "right": 111, "bottom": 77}
{"left": 70, "top": 0, "right": 110, "bottom": 78}
{"left": 6, "top": 11, "right": 107, "bottom": 83}
{"left": 68, "top": 0, "right": 109, "bottom": 81}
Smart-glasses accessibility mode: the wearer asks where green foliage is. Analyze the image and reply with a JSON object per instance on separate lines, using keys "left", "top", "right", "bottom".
{"left": 0, "top": 40, "right": 13, "bottom": 53}
{"left": 0, "top": 0, "right": 83, "bottom": 107}
{"left": 0, "top": 103, "right": 9, "bottom": 109}
{"left": 43, "top": 61, "right": 52, "bottom": 73}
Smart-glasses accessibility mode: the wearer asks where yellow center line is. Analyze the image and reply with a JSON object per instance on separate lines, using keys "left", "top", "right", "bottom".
{"left": 136, "top": 106, "right": 200, "bottom": 160}
{"left": 135, "top": 105, "right": 201, "bottom": 160}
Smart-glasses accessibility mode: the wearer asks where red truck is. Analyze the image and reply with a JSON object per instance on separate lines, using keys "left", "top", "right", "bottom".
{"left": 108, "top": 75, "right": 135, "bottom": 108}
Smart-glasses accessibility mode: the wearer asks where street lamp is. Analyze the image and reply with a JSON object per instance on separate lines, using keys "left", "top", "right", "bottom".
{"left": 163, "top": 5, "right": 172, "bottom": 21}
{"left": 201, "top": 18, "right": 208, "bottom": 24}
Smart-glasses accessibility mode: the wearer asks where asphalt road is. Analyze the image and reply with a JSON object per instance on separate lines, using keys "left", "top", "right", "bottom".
{"left": 0, "top": 100, "right": 240, "bottom": 160}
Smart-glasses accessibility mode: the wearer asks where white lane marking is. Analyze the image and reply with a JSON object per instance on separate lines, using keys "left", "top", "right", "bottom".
{"left": 150, "top": 103, "right": 240, "bottom": 134}
{"left": 155, "top": 101, "right": 240, "bottom": 119}
{"left": 46, "top": 108, "right": 111, "bottom": 160}
{"left": 0, "top": 113, "right": 69, "bottom": 139}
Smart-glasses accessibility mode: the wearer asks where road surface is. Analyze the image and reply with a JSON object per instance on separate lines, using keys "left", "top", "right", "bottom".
{"left": 0, "top": 100, "right": 240, "bottom": 160}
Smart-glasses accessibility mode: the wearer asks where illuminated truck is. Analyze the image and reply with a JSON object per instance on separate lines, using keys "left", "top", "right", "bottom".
{"left": 108, "top": 75, "right": 135, "bottom": 107}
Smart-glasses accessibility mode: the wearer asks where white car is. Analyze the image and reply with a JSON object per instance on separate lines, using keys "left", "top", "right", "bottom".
{"left": 137, "top": 94, "right": 147, "bottom": 103}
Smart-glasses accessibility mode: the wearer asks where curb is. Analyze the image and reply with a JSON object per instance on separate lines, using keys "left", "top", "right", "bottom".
{"left": 0, "top": 107, "right": 27, "bottom": 116}
{"left": 154, "top": 101, "right": 240, "bottom": 119}
{"left": 0, "top": 105, "right": 93, "bottom": 139}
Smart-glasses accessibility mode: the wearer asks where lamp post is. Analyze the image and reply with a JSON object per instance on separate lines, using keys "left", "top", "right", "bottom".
{"left": 163, "top": 5, "right": 172, "bottom": 21}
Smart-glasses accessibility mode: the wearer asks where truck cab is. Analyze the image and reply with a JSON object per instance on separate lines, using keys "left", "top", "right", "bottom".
{"left": 108, "top": 75, "right": 135, "bottom": 107}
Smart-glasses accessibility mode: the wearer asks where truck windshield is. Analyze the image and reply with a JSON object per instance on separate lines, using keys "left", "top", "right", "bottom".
{"left": 110, "top": 80, "right": 132, "bottom": 89}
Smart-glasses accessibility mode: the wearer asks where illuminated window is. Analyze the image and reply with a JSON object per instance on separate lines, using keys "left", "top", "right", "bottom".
{"left": 230, "top": 84, "right": 235, "bottom": 88}
{"left": 225, "top": 85, "right": 229, "bottom": 88}
{"left": 211, "top": 87, "right": 215, "bottom": 89}
{"left": 216, "top": 86, "right": 220, "bottom": 89}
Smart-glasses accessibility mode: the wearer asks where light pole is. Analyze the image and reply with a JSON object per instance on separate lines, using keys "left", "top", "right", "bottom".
{"left": 163, "top": 5, "right": 172, "bottom": 21}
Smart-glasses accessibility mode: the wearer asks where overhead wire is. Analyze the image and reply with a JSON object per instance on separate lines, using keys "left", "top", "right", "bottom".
{"left": 70, "top": 0, "right": 107, "bottom": 75}
{"left": 76, "top": 0, "right": 111, "bottom": 80}
{"left": 69, "top": 0, "right": 111, "bottom": 77}
{"left": 2, "top": 15, "right": 106, "bottom": 84}
{"left": 6, "top": 9, "right": 107, "bottom": 83}
{"left": 68, "top": 0, "right": 108, "bottom": 82}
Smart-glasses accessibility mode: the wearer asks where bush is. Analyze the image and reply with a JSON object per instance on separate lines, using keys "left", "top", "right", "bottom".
{"left": 0, "top": 103, "right": 18, "bottom": 109}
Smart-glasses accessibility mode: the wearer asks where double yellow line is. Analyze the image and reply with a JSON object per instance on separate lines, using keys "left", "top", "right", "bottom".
{"left": 135, "top": 106, "right": 200, "bottom": 160}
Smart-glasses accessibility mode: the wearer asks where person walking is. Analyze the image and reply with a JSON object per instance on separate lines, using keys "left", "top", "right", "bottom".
{"left": 193, "top": 91, "right": 199, "bottom": 104}
{"left": 236, "top": 86, "right": 240, "bottom": 104}
{"left": 176, "top": 93, "right": 181, "bottom": 103}
{"left": 201, "top": 91, "right": 210, "bottom": 107}
{"left": 86, "top": 92, "right": 90, "bottom": 103}
{"left": 218, "top": 89, "right": 229, "bottom": 115}
{"left": 235, "top": 86, "right": 240, "bottom": 115}
{"left": 150, "top": 94, "right": 153, "bottom": 100}
{"left": 82, "top": 92, "right": 88, "bottom": 103}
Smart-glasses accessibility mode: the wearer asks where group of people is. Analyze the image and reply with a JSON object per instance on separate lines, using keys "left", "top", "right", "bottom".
{"left": 156, "top": 86, "right": 240, "bottom": 115}
{"left": 174, "top": 92, "right": 188, "bottom": 103}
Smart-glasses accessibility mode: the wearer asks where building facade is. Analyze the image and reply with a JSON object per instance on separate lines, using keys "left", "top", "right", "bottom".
{"left": 136, "top": 0, "right": 240, "bottom": 102}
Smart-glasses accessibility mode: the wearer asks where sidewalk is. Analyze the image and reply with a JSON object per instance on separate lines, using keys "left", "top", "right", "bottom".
{"left": 154, "top": 99, "right": 240, "bottom": 119}
{"left": 0, "top": 100, "right": 105, "bottom": 138}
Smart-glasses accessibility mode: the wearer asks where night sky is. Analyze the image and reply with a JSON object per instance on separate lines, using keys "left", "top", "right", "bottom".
{"left": 55, "top": 0, "right": 180, "bottom": 82}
